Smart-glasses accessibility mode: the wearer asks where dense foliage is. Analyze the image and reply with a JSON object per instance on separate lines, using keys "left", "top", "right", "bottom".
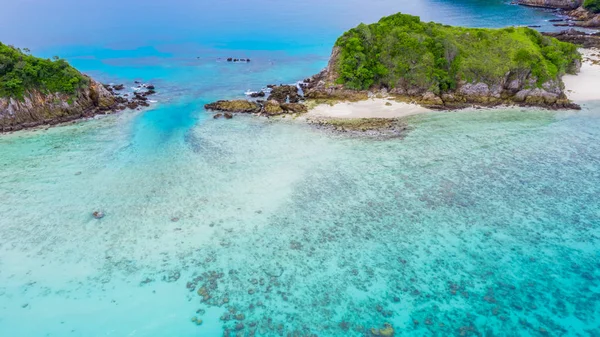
{"left": 0, "top": 42, "right": 88, "bottom": 99}
{"left": 584, "top": 0, "right": 600, "bottom": 13}
{"left": 334, "top": 13, "right": 580, "bottom": 92}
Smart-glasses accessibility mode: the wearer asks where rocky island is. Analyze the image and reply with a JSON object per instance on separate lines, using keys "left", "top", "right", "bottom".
{"left": 305, "top": 13, "right": 582, "bottom": 109}
{"left": 206, "top": 12, "right": 583, "bottom": 117}
{"left": 0, "top": 43, "right": 153, "bottom": 132}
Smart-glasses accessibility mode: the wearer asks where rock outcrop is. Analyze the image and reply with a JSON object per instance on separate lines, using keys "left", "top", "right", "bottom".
{"left": 0, "top": 78, "right": 118, "bottom": 132}
{"left": 543, "top": 29, "right": 600, "bottom": 48}
{"left": 204, "top": 86, "right": 308, "bottom": 117}
{"left": 0, "top": 80, "right": 158, "bottom": 132}
{"left": 567, "top": 6, "right": 600, "bottom": 27}
{"left": 266, "top": 85, "right": 301, "bottom": 103}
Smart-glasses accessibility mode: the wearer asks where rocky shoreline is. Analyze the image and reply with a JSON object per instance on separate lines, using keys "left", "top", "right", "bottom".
{"left": 516, "top": 0, "right": 600, "bottom": 28}
{"left": 205, "top": 84, "right": 308, "bottom": 117}
{"left": 543, "top": 28, "right": 600, "bottom": 48}
{"left": 0, "top": 79, "right": 157, "bottom": 133}
{"left": 204, "top": 59, "right": 582, "bottom": 123}
{"left": 302, "top": 69, "right": 581, "bottom": 111}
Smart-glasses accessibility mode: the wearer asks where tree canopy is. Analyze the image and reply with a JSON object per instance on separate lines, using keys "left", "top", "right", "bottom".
{"left": 0, "top": 43, "right": 88, "bottom": 99}
{"left": 334, "top": 13, "right": 580, "bottom": 93}
{"left": 584, "top": 0, "right": 600, "bottom": 13}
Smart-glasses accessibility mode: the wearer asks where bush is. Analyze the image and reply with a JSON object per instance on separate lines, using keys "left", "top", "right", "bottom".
{"left": 0, "top": 43, "right": 88, "bottom": 99}
{"left": 584, "top": 0, "right": 600, "bottom": 13}
{"left": 334, "top": 13, "right": 580, "bottom": 92}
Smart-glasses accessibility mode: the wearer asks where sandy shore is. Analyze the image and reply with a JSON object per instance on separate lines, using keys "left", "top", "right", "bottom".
{"left": 563, "top": 48, "right": 600, "bottom": 102}
{"left": 305, "top": 98, "right": 431, "bottom": 119}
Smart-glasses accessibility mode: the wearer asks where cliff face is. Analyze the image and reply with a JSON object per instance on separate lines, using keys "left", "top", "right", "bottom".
{"left": 0, "top": 77, "right": 116, "bottom": 132}
{"left": 517, "top": 0, "right": 582, "bottom": 9}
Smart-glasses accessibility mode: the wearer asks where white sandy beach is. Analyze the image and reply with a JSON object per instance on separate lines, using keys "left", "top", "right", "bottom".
{"left": 306, "top": 98, "right": 431, "bottom": 119}
{"left": 563, "top": 48, "right": 600, "bottom": 102}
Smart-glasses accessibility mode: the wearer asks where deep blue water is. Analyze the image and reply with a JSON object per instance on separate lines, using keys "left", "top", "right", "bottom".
{"left": 1, "top": 1, "right": 599, "bottom": 336}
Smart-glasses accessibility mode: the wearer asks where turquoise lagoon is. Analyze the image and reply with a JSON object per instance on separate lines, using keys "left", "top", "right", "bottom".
{"left": 0, "top": 0, "right": 599, "bottom": 336}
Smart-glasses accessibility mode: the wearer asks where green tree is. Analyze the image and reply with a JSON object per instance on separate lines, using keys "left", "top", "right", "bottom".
{"left": 584, "top": 0, "right": 600, "bottom": 13}
{"left": 0, "top": 42, "right": 89, "bottom": 99}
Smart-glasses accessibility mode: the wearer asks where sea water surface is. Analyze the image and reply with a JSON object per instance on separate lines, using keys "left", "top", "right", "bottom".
{"left": 1, "top": 0, "right": 599, "bottom": 336}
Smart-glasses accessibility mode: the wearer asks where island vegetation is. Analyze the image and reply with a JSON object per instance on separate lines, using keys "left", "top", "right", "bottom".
{"left": 0, "top": 42, "right": 88, "bottom": 99}
{"left": 584, "top": 0, "right": 600, "bottom": 13}
{"left": 0, "top": 43, "right": 158, "bottom": 132}
{"left": 333, "top": 13, "right": 579, "bottom": 93}
{"left": 298, "top": 12, "right": 582, "bottom": 109}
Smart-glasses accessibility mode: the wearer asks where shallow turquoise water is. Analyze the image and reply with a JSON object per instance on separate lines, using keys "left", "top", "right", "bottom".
{"left": 1, "top": 0, "right": 600, "bottom": 336}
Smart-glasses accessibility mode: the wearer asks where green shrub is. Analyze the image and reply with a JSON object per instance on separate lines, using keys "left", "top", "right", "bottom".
{"left": 584, "top": 0, "right": 600, "bottom": 13}
{"left": 334, "top": 13, "right": 580, "bottom": 92}
{"left": 0, "top": 43, "right": 89, "bottom": 99}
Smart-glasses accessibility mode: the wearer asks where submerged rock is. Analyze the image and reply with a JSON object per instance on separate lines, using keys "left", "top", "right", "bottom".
{"left": 371, "top": 323, "right": 394, "bottom": 337}
{"left": 165, "top": 271, "right": 181, "bottom": 282}
{"left": 249, "top": 91, "right": 266, "bottom": 98}
{"left": 204, "top": 100, "right": 261, "bottom": 113}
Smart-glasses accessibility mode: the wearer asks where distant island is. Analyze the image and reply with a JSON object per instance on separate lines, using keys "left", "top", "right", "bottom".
{"left": 0, "top": 43, "right": 154, "bottom": 132}
{"left": 206, "top": 12, "right": 583, "bottom": 117}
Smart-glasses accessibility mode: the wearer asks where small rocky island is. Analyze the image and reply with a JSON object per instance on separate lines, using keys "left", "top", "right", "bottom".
{"left": 206, "top": 13, "right": 583, "bottom": 117}
{"left": 0, "top": 42, "right": 154, "bottom": 132}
